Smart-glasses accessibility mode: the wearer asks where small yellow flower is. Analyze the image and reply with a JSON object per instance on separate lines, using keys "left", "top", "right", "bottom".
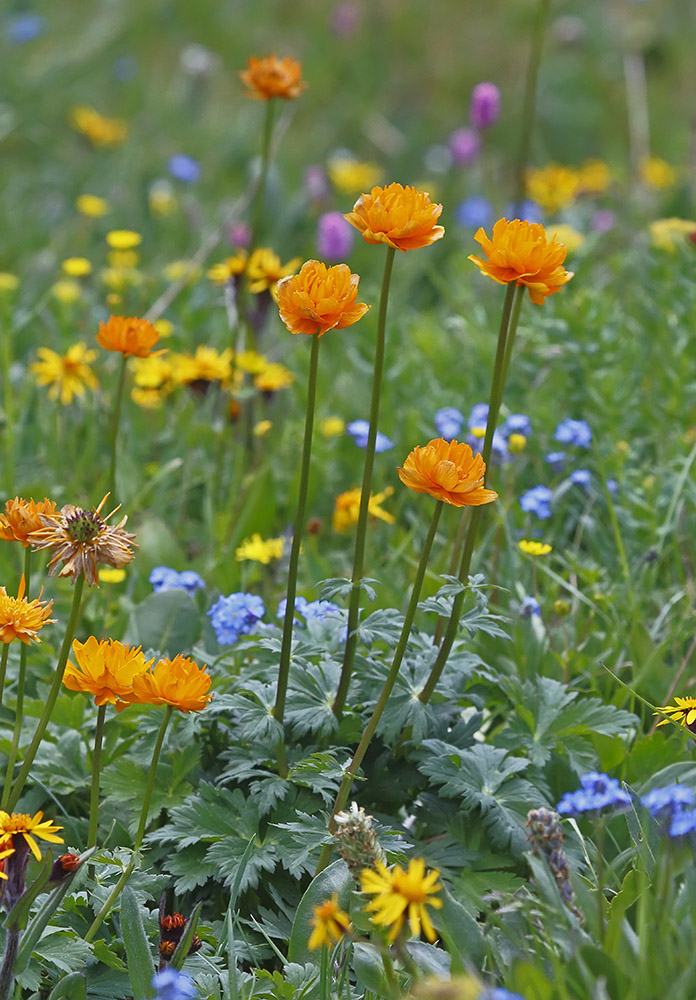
{"left": 308, "top": 894, "right": 351, "bottom": 951}
{"left": 253, "top": 420, "right": 272, "bottom": 437}
{"left": 30, "top": 343, "right": 99, "bottom": 405}
{"left": 0, "top": 575, "right": 56, "bottom": 645}
{"left": 98, "top": 567, "right": 126, "bottom": 584}
{"left": 163, "top": 260, "right": 200, "bottom": 283}
{"left": 108, "top": 249, "right": 140, "bottom": 270}
{"left": 206, "top": 252, "right": 247, "bottom": 284}
{"left": 0, "top": 811, "right": 64, "bottom": 861}
{"left": 518, "top": 539, "right": 552, "bottom": 556}
{"left": 131, "top": 387, "right": 164, "bottom": 409}
{"left": 0, "top": 273, "right": 19, "bottom": 293}
{"left": 507, "top": 433, "right": 527, "bottom": 454}
{"left": 69, "top": 106, "right": 127, "bottom": 147}
{"left": 235, "top": 533, "right": 284, "bottom": 564}
{"left": 549, "top": 224, "right": 585, "bottom": 253}
{"left": 62, "top": 257, "right": 92, "bottom": 277}
{"left": 525, "top": 164, "right": 580, "bottom": 214}
{"left": 130, "top": 355, "right": 172, "bottom": 391}
{"left": 106, "top": 230, "right": 142, "bottom": 251}
{"left": 656, "top": 696, "right": 696, "bottom": 733}
{"left": 153, "top": 319, "right": 174, "bottom": 338}
{"left": 328, "top": 158, "right": 382, "bottom": 196}
{"left": 170, "top": 346, "right": 233, "bottom": 386}
{"left": 51, "top": 280, "right": 82, "bottom": 304}
{"left": 76, "top": 194, "right": 109, "bottom": 217}
{"left": 100, "top": 268, "right": 141, "bottom": 291}
{"left": 333, "top": 487, "right": 394, "bottom": 532}
{"left": 361, "top": 859, "right": 442, "bottom": 943}
{"left": 649, "top": 218, "right": 696, "bottom": 252}
{"left": 640, "top": 157, "right": 676, "bottom": 190}
{"left": 321, "top": 416, "right": 345, "bottom": 438}
{"left": 247, "top": 248, "right": 301, "bottom": 297}
{"left": 254, "top": 363, "right": 294, "bottom": 392}
{"left": 577, "top": 159, "right": 612, "bottom": 195}
{"left": 234, "top": 350, "right": 268, "bottom": 374}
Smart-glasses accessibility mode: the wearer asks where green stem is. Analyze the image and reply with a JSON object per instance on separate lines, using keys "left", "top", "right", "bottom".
{"left": 422, "top": 282, "right": 521, "bottom": 704}
{"left": 1, "top": 306, "right": 14, "bottom": 494}
{"left": 84, "top": 705, "right": 173, "bottom": 943}
{"left": 512, "top": 0, "right": 552, "bottom": 211}
{"left": 249, "top": 98, "right": 277, "bottom": 250}
{"left": 434, "top": 281, "right": 518, "bottom": 644}
{"left": 334, "top": 246, "right": 396, "bottom": 717}
{"left": 0, "top": 646, "right": 9, "bottom": 718}
{"left": 318, "top": 502, "right": 442, "bottom": 873}
{"left": 274, "top": 336, "right": 321, "bottom": 772}
{"left": 0, "top": 928, "right": 19, "bottom": 1000}
{"left": 1, "top": 550, "right": 31, "bottom": 809}
{"left": 107, "top": 354, "right": 128, "bottom": 503}
{"left": 6, "top": 576, "right": 84, "bottom": 812}
{"left": 87, "top": 704, "right": 107, "bottom": 849}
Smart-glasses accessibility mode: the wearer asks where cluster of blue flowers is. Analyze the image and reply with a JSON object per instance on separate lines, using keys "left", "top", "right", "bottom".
{"left": 149, "top": 968, "right": 197, "bottom": 1000}
{"left": 433, "top": 403, "right": 531, "bottom": 466}
{"left": 277, "top": 597, "right": 341, "bottom": 622}
{"left": 346, "top": 420, "right": 394, "bottom": 452}
{"left": 149, "top": 567, "right": 206, "bottom": 595}
{"left": 455, "top": 195, "right": 541, "bottom": 229}
{"left": 557, "top": 772, "right": 631, "bottom": 816}
{"left": 642, "top": 784, "right": 696, "bottom": 838}
{"left": 519, "top": 485, "right": 553, "bottom": 520}
{"left": 208, "top": 592, "right": 265, "bottom": 645}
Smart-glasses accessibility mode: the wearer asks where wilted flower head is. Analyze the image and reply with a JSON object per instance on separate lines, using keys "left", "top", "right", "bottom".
{"left": 239, "top": 54, "right": 306, "bottom": 100}
{"left": 334, "top": 801, "right": 385, "bottom": 876}
{"left": 345, "top": 182, "right": 444, "bottom": 252}
{"left": 0, "top": 497, "right": 58, "bottom": 547}
{"left": 557, "top": 772, "right": 631, "bottom": 816}
{"left": 277, "top": 260, "right": 369, "bottom": 337}
{"left": 0, "top": 576, "right": 56, "bottom": 644}
{"left": 28, "top": 494, "right": 136, "bottom": 587}
{"left": 470, "top": 82, "right": 500, "bottom": 129}
{"left": 398, "top": 438, "right": 498, "bottom": 507}
{"left": 97, "top": 315, "right": 161, "bottom": 358}
{"left": 317, "top": 211, "right": 355, "bottom": 261}
{"left": 469, "top": 218, "right": 574, "bottom": 305}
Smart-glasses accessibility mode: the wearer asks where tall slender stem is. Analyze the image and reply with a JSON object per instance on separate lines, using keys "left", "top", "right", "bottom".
{"left": 107, "top": 354, "right": 128, "bottom": 502}
{"left": 0, "top": 645, "right": 9, "bottom": 716}
{"left": 1, "top": 551, "right": 31, "bottom": 810}
{"left": 334, "top": 246, "right": 396, "bottom": 717}
{"left": 317, "top": 502, "right": 443, "bottom": 873}
{"left": 87, "top": 704, "right": 107, "bottom": 849}
{"left": 6, "top": 576, "right": 84, "bottom": 812}
{"left": 434, "top": 282, "right": 518, "bottom": 643}
{"left": 421, "top": 283, "right": 523, "bottom": 704}
{"left": 84, "top": 705, "right": 173, "bottom": 943}
{"left": 249, "top": 99, "right": 277, "bottom": 250}
{"left": 274, "top": 335, "right": 321, "bottom": 769}
{"left": 1, "top": 305, "right": 14, "bottom": 494}
{"left": 512, "top": 0, "right": 552, "bottom": 212}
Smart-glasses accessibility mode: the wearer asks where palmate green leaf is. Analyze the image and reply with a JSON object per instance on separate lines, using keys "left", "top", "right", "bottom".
{"left": 227, "top": 683, "right": 284, "bottom": 744}
{"left": 273, "top": 812, "right": 334, "bottom": 877}
{"left": 288, "top": 751, "right": 349, "bottom": 804}
{"left": 319, "top": 577, "right": 378, "bottom": 603}
{"left": 499, "top": 676, "right": 638, "bottom": 771}
{"left": 285, "top": 661, "right": 341, "bottom": 737}
{"left": 149, "top": 784, "right": 259, "bottom": 847}
{"left": 417, "top": 742, "right": 548, "bottom": 852}
{"left": 28, "top": 930, "right": 93, "bottom": 974}
{"left": 355, "top": 608, "right": 405, "bottom": 647}
{"left": 207, "top": 836, "right": 278, "bottom": 894}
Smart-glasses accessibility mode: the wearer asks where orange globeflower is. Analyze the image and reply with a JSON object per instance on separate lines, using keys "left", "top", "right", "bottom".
{"left": 97, "top": 315, "right": 161, "bottom": 358}
{"left": 240, "top": 54, "right": 307, "bottom": 100}
{"left": 64, "top": 637, "right": 153, "bottom": 710}
{"left": 0, "top": 576, "right": 56, "bottom": 645}
{"left": 130, "top": 654, "right": 212, "bottom": 713}
{"left": 0, "top": 497, "right": 58, "bottom": 546}
{"left": 468, "top": 218, "right": 574, "bottom": 305}
{"left": 397, "top": 438, "right": 498, "bottom": 508}
{"left": 344, "top": 183, "right": 444, "bottom": 252}
{"left": 277, "top": 260, "right": 370, "bottom": 337}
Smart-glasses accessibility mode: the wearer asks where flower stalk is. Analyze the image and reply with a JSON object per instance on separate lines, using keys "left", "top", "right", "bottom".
{"left": 334, "top": 245, "right": 396, "bottom": 717}
{"left": 249, "top": 98, "right": 277, "bottom": 250}
{"left": 1, "top": 548, "right": 31, "bottom": 808}
{"left": 318, "top": 500, "right": 443, "bottom": 872}
{"left": 512, "top": 0, "right": 552, "bottom": 212}
{"left": 87, "top": 704, "right": 107, "bottom": 848}
{"left": 6, "top": 576, "right": 84, "bottom": 811}
{"left": 274, "top": 335, "right": 321, "bottom": 773}
{"left": 107, "top": 353, "right": 128, "bottom": 502}
{"left": 422, "top": 282, "right": 521, "bottom": 703}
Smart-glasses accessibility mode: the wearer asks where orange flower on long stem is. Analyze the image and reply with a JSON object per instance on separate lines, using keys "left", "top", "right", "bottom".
{"left": 64, "top": 637, "right": 153, "bottom": 709}
{"left": 97, "top": 315, "right": 161, "bottom": 358}
{"left": 344, "top": 183, "right": 444, "bottom": 252}
{"left": 277, "top": 260, "right": 369, "bottom": 337}
{"left": 0, "top": 497, "right": 58, "bottom": 547}
{"left": 468, "top": 218, "right": 574, "bottom": 305}
{"left": 240, "top": 54, "right": 307, "bottom": 100}
{"left": 398, "top": 438, "right": 498, "bottom": 507}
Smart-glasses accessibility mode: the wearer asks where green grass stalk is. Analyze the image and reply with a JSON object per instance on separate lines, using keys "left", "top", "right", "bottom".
{"left": 107, "top": 354, "right": 128, "bottom": 503}
{"left": 1, "top": 549, "right": 32, "bottom": 809}
{"left": 87, "top": 704, "right": 107, "bottom": 849}
{"left": 334, "top": 246, "right": 396, "bottom": 717}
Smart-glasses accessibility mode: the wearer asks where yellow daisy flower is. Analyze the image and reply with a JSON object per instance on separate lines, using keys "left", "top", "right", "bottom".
{"left": 0, "top": 811, "right": 64, "bottom": 861}
{"left": 30, "top": 343, "right": 99, "bottom": 405}
{"left": 235, "top": 534, "right": 284, "bottom": 564}
{"left": 360, "top": 858, "right": 442, "bottom": 943}
{"left": 518, "top": 540, "right": 552, "bottom": 556}
{"left": 308, "top": 894, "right": 351, "bottom": 950}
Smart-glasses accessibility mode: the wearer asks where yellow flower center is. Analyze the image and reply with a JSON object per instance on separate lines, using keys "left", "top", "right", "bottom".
{"left": 2, "top": 813, "right": 33, "bottom": 834}
{"left": 391, "top": 869, "right": 429, "bottom": 902}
